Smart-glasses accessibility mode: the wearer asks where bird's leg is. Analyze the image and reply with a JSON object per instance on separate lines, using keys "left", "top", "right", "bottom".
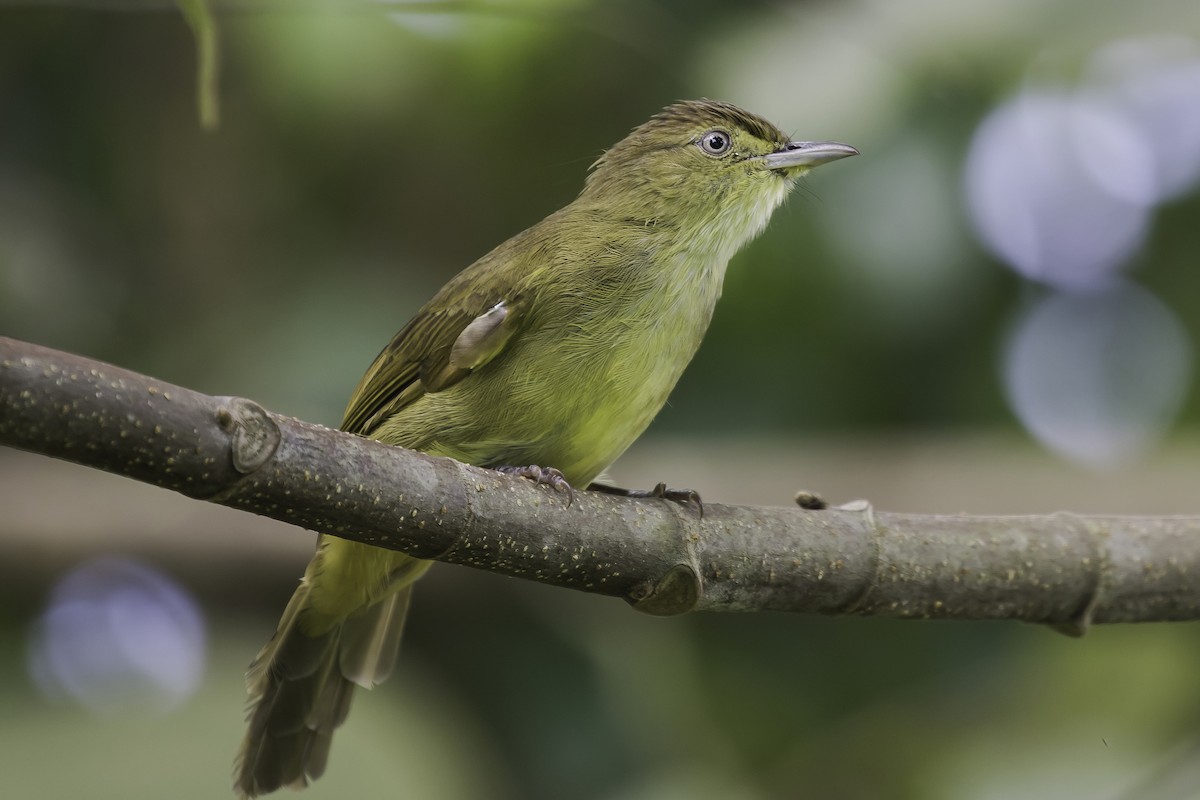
{"left": 588, "top": 481, "right": 703, "bottom": 516}
{"left": 494, "top": 464, "right": 575, "bottom": 506}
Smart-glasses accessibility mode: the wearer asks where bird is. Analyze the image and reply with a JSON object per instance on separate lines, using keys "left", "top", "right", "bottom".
{"left": 233, "top": 99, "right": 856, "bottom": 797}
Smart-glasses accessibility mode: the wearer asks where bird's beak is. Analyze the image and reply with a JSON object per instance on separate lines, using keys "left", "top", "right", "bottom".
{"left": 763, "top": 141, "right": 859, "bottom": 171}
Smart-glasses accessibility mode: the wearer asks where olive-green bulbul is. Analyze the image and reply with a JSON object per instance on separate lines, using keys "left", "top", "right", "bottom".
{"left": 234, "top": 99, "right": 856, "bottom": 796}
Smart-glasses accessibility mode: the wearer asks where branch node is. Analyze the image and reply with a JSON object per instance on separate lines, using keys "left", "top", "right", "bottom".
{"left": 836, "top": 498, "right": 875, "bottom": 515}
{"left": 218, "top": 397, "right": 280, "bottom": 474}
{"left": 627, "top": 563, "right": 701, "bottom": 616}
{"left": 1048, "top": 512, "right": 1108, "bottom": 638}
{"left": 838, "top": 499, "right": 880, "bottom": 614}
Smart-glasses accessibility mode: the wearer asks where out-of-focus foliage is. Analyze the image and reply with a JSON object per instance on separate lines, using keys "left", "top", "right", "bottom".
{"left": 3, "top": 1, "right": 1200, "bottom": 798}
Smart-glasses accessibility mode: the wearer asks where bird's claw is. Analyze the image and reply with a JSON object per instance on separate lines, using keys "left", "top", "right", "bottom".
{"left": 647, "top": 482, "right": 704, "bottom": 511}
{"left": 496, "top": 464, "right": 576, "bottom": 506}
{"left": 588, "top": 481, "right": 704, "bottom": 517}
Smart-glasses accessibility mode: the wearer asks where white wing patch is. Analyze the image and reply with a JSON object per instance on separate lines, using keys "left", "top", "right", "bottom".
{"left": 448, "top": 300, "right": 510, "bottom": 371}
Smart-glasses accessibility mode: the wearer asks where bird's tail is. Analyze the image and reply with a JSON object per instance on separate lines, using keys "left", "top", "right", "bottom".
{"left": 233, "top": 546, "right": 429, "bottom": 798}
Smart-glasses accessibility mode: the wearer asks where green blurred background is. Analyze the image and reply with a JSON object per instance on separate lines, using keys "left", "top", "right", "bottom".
{"left": 3, "top": 1, "right": 1200, "bottom": 798}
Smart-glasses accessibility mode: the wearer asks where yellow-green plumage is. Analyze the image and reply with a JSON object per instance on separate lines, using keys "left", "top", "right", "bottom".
{"left": 234, "top": 99, "right": 855, "bottom": 797}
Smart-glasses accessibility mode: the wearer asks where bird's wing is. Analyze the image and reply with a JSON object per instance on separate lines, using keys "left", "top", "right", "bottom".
{"left": 340, "top": 268, "right": 527, "bottom": 436}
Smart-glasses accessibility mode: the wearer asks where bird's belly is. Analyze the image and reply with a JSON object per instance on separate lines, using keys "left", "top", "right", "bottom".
{"left": 379, "top": 316, "right": 703, "bottom": 486}
{"left": 555, "top": 339, "right": 692, "bottom": 479}
{"left": 517, "top": 297, "right": 714, "bottom": 480}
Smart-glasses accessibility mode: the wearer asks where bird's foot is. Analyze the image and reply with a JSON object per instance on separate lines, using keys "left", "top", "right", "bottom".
{"left": 495, "top": 464, "right": 575, "bottom": 506}
{"left": 588, "top": 482, "right": 703, "bottom": 517}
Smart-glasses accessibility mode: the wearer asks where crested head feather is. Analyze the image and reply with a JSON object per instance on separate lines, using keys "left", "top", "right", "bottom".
{"left": 641, "top": 99, "right": 789, "bottom": 147}
{"left": 586, "top": 99, "right": 789, "bottom": 178}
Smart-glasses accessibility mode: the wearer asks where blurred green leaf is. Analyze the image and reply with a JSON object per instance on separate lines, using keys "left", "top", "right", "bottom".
{"left": 176, "top": 0, "right": 220, "bottom": 130}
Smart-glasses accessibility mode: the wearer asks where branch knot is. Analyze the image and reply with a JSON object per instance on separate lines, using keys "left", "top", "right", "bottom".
{"left": 627, "top": 562, "right": 701, "bottom": 616}
{"left": 217, "top": 397, "right": 280, "bottom": 474}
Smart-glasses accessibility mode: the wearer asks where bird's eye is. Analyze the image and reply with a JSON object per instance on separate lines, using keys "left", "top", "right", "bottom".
{"left": 698, "top": 130, "right": 732, "bottom": 156}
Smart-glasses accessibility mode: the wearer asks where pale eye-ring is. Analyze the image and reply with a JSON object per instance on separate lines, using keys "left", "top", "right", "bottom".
{"left": 698, "top": 129, "right": 732, "bottom": 156}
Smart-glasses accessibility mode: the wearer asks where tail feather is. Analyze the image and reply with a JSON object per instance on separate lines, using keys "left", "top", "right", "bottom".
{"left": 339, "top": 584, "right": 415, "bottom": 687}
{"left": 233, "top": 580, "right": 420, "bottom": 798}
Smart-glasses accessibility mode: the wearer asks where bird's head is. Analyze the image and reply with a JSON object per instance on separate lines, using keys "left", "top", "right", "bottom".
{"left": 578, "top": 99, "right": 857, "bottom": 254}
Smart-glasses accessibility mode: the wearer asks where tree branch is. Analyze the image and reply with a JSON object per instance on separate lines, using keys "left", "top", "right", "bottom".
{"left": 2, "top": 336, "right": 1197, "bottom": 631}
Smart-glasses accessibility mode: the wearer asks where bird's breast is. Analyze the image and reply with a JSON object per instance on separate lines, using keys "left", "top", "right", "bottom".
{"left": 526, "top": 251, "right": 728, "bottom": 481}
